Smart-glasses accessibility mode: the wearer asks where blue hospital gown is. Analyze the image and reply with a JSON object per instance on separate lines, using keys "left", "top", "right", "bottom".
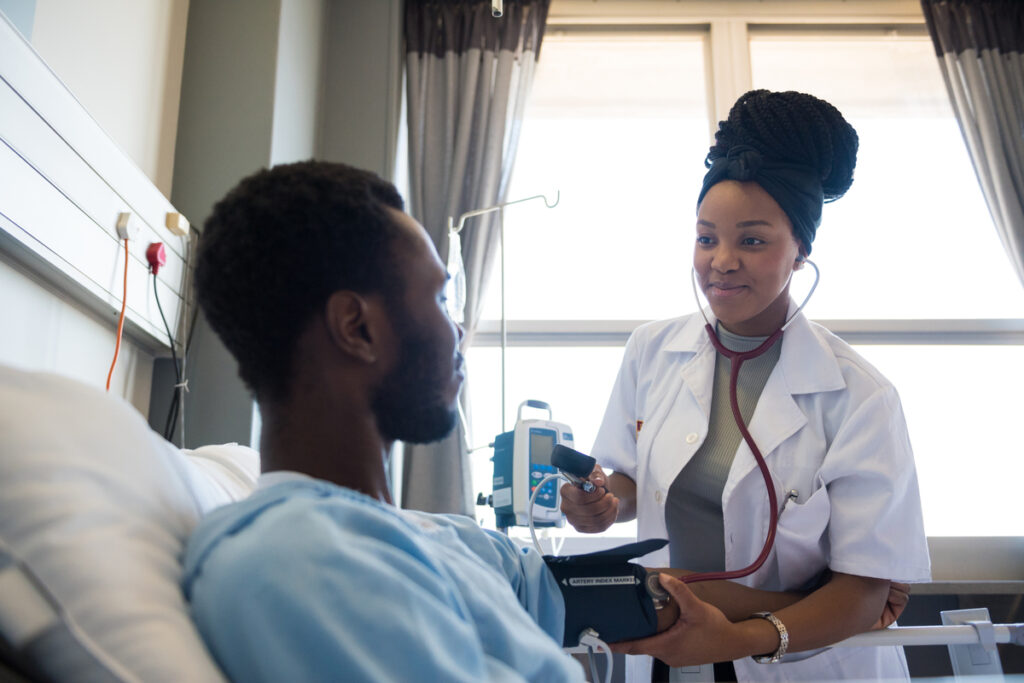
{"left": 182, "top": 475, "right": 583, "bottom": 682}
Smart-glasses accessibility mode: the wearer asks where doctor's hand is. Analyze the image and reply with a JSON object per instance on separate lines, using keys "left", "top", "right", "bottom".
{"left": 610, "top": 574, "right": 745, "bottom": 667}
{"left": 559, "top": 465, "right": 618, "bottom": 533}
{"left": 872, "top": 582, "right": 911, "bottom": 630}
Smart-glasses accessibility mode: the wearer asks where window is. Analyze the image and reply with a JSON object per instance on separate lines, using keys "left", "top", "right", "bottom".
{"left": 466, "top": 7, "right": 1024, "bottom": 546}
{"left": 748, "top": 27, "right": 1024, "bottom": 537}
{"left": 853, "top": 345, "right": 1023, "bottom": 536}
{"left": 749, "top": 27, "right": 1024, "bottom": 319}
{"left": 479, "top": 32, "right": 710, "bottom": 322}
{"left": 468, "top": 31, "right": 709, "bottom": 536}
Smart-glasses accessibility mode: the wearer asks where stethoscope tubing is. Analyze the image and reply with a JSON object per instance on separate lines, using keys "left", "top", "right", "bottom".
{"left": 680, "top": 261, "right": 819, "bottom": 585}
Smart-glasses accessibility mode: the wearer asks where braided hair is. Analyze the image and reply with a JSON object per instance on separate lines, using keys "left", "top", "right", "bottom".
{"left": 706, "top": 89, "right": 858, "bottom": 204}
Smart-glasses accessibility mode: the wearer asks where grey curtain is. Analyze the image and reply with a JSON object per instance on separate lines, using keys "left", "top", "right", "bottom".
{"left": 922, "top": 0, "right": 1024, "bottom": 285}
{"left": 401, "top": 0, "right": 549, "bottom": 515}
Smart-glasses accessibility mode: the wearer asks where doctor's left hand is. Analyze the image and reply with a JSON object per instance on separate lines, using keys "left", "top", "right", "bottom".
{"left": 872, "top": 582, "right": 911, "bottom": 631}
{"left": 610, "top": 574, "right": 741, "bottom": 667}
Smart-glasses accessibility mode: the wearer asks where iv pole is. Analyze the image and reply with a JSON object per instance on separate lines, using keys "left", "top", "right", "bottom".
{"left": 448, "top": 191, "right": 560, "bottom": 433}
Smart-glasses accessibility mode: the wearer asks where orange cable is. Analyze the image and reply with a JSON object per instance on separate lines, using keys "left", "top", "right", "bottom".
{"left": 105, "top": 238, "right": 129, "bottom": 391}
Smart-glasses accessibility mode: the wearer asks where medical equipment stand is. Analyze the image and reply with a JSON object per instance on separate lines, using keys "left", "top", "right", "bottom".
{"left": 448, "top": 191, "right": 559, "bottom": 433}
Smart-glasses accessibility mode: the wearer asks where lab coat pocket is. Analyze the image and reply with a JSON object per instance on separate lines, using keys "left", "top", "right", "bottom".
{"left": 734, "top": 644, "right": 863, "bottom": 682}
{"left": 775, "top": 485, "right": 830, "bottom": 589}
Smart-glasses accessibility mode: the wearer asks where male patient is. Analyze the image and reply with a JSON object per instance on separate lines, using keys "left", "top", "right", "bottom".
{"left": 183, "top": 161, "right": 585, "bottom": 681}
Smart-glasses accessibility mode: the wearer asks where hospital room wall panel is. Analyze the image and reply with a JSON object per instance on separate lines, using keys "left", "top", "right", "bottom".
{"left": 0, "top": 1, "right": 189, "bottom": 414}
{"left": 0, "top": 142, "right": 184, "bottom": 347}
{"left": 0, "top": 87, "right": 186, "bottom": 333}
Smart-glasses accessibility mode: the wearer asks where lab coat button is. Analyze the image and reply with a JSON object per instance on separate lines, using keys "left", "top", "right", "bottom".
{"left": 686, "top": 432, "right": 699, "bottom": 444}
{"left": 654, "top": 490, "right": 663, "bottom": 503}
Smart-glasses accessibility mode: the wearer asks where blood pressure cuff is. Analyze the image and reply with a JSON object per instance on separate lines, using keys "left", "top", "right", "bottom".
{"left": 544, "top": 538, "right": 668, "bottom": 647}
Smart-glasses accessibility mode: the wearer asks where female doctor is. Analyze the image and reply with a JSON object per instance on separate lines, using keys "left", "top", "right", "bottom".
{"left": 561, "top": 90, "right": 931, "bottom": 682}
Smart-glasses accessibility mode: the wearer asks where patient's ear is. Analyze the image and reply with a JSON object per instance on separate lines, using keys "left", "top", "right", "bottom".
{"left": 323, "top": 291, "right": 386, "bottom": 364}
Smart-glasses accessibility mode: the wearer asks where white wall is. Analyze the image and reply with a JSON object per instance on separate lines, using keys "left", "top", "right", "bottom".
{"left": 319, "top": 0, "right": 402, "bottom": 179}
{"left": 0, "top": 0, "right": 189, "bottom": 416}
{"left": 0, "top": 257, "right": 154, "bottom": 410}
{"left": 31, "top": 0, "right": 189, "bottom": 197}
{"left": 271, "top": 0, "right": 326, "bottom": 165}
{"left": 168, "top": 0, "right": 325, "bottom": 448}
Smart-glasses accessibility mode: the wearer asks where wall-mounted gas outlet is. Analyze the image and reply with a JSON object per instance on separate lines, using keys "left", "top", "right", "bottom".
{"left": 165, "top": 212, "right": 190, "bottom": 237}
{"left": 115, "top": 212, "right": 139, "bottom": 240}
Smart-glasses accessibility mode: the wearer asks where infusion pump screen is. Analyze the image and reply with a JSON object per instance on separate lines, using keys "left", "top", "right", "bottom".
{"left": 530, "top": 430, "right": 555, "bottom": 466}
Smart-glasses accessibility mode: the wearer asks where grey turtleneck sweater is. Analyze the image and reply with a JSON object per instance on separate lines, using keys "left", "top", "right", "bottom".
{"left": 666, "top": 325, "right": 782, "bottom": 571}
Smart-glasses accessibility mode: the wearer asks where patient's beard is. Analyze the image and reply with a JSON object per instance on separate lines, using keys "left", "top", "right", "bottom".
{"left": 372, "top": 318, "right": 458, "bottom": 445}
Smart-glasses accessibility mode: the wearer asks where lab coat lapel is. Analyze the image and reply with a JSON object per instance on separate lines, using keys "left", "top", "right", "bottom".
{"left": 726, "top": 309, "right": 846, "bottom": 489}
{"left": 639, "top": 312, "right": 715, "bottom": 487}
{"left": 727, "top": 367, "right": 806, "bottom": 490}
{"left": 676, "top": 327, "right": 715, "bottom": 422}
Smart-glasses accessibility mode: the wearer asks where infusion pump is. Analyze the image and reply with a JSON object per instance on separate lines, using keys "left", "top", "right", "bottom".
{"left": 491, "top": 400, "right": 575, "bottom": 529}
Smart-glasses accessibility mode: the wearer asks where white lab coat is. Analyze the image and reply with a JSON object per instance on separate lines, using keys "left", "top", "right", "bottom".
{"left": 592, "top": 304, "right": 931, "bottom": 682}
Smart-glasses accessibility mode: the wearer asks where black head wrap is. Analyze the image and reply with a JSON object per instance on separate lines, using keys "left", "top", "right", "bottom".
{"left": 696, "top": 145, "right": 823, "bottom": 254}
{"left": 696, "top": 90, "right": 859, "bottom": 256}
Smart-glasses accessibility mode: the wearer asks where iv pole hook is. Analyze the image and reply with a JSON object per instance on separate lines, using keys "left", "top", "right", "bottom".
{"left": 445, "top": 190, "right": 561, "bottom": 432}
{"left": 449, "top": 191, "right": 560, "bottom": 234}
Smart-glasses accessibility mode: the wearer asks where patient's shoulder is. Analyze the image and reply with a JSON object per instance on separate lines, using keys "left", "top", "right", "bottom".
{"left": 178, "top": 481, "right": 501, "bottom": 682}
{"left": 183, "top": 479, "right": 415, "bottom": 581}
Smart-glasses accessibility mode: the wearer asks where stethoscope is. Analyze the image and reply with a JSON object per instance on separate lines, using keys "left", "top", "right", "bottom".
{"left": 678, "top": 258, "right": 820, "bottom": 585}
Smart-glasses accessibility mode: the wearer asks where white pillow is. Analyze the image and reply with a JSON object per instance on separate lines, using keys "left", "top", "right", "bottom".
{"left": 183, "top": 444, "right": 260, "bottom": 503}
{"left": 0, "top": 364, "right": 259, "bottom": 682}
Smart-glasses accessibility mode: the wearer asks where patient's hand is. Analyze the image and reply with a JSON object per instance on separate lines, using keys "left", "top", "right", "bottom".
{"left": 871, "top": 582, "right": 910, "bottom": 630}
